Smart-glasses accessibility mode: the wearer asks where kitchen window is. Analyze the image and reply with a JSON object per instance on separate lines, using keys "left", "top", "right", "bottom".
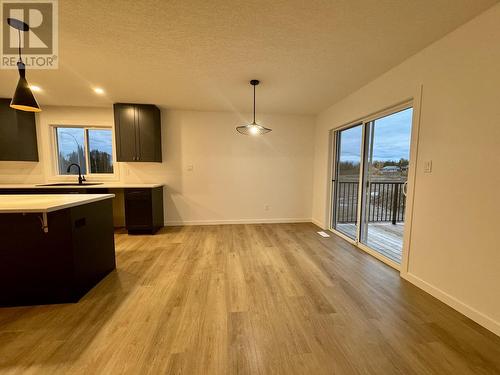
{"left": 53, "top": 126, "right": 115, "bottom": 175}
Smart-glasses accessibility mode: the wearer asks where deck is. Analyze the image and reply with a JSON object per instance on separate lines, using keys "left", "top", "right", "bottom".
{"left": 336, "top": 222, "right": 404, "bottom": 264}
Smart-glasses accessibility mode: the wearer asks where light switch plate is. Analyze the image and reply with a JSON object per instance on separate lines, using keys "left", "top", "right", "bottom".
{"left": 424, "top": 160, "right": 432, "bottom": 173}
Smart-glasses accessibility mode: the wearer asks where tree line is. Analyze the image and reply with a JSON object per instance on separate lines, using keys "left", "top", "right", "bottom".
{"left": 58, "top": 146, "right": 113, "bottom": 174}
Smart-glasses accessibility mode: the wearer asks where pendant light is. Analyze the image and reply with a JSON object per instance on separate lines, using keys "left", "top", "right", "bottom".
{"left": 7, "top": 18, "right": 42, "bottom": 112}
{"left": 236, "top": 80, "right": 271, "bottom": 135}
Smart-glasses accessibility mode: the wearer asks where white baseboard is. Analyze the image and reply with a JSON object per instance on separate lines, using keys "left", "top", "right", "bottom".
{"left": 401, "top": 272, "right": 500, "bottom": 337}
{"left": 165, "top": 218, "right": 312, "bottom": 226}
{"left": 311, "top": 218, "right": 326, "bottom": 229}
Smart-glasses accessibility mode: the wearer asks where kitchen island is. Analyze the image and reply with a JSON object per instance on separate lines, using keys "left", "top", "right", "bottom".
{"left": 0, "top": 194, "right": 116, "bottom": 306}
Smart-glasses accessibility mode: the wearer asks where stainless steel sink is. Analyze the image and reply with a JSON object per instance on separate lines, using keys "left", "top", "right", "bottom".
{"left": 37, "top": 183, "right": 104, "bottom": 187}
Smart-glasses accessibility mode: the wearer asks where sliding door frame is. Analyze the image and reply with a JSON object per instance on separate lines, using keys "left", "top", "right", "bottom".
{"left": 330, "top": 122, "right": 364, "bottom": 244}
{"left": 328, "top": 88, "right": 422, "bottom": 272}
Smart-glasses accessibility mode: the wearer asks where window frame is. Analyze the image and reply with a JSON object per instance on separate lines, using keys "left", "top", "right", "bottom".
{"left": 50, "top": 124, "right": 119, "bottom": 181}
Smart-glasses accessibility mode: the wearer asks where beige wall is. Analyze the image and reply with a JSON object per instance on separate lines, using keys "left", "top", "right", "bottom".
{"left": 0, "top": 107, "right": 315, "bottom": 225}
{"left": 312, "top": 4, "right": 500, "bottom": 335}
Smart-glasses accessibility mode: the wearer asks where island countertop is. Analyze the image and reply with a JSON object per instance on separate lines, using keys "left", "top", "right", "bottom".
{"left": 0, "top": 194, "right": 115, "bottom": 213}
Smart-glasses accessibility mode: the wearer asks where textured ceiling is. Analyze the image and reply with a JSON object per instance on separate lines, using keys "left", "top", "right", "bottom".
{"left": 0, "top": 0, "right": 497, "bottom": 114}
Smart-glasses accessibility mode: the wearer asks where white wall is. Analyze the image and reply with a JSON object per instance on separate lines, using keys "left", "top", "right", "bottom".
{"left": 312, "top": 4, "right": 500, "bottom": 335}
{"left": 125, "top": 110, "right": 315, "bottom": 225}
{"left": 0, "top": 106, "right": 315, "bottom": 225}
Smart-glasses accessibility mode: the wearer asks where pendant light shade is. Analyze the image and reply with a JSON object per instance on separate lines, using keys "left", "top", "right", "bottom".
{"left": 236, "top": 80, "right": 271, "bottom": 135}
{"left": 236, "top": 123, "right": 271, "bottom": 136}
{"left": 10, "top": 62, "right": 41, "bottom": 112}
{"left": 7, "top": 17, "right": 41, "bottom": 112}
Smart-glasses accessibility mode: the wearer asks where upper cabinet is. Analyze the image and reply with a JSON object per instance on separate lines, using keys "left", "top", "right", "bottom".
{"left": 0, "top": 98, "right": 38, "bottom": 161}
{"left": 113, "top": 103, "right": 162, "bottom": 162}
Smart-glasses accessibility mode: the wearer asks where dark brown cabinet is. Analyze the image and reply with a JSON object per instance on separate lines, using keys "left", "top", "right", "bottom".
{"left": 124, "top": 187, "right": 164, "bottom": 234}
{"left": 0, "top": 98, "right": 38, "bottom": 161}
{"left": 114, "top": 103, "right": 162, "bottom": 162}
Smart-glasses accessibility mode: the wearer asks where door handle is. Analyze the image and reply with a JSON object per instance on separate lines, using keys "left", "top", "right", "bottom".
{"left": 402, "top": 181, "right": 408, "bottom": 197}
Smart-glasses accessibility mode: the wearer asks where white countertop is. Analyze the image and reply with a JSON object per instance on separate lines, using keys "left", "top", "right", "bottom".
{"left": 0, "top": 183, "right": 164, "bottom": 189}
{"left": 0, "top": 194, "right": 115, "bottom": 213}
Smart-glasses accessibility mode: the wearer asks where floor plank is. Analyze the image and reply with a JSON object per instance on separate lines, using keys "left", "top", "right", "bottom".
{"left": 0, "top": 223, "right": 499, "bottom": 374}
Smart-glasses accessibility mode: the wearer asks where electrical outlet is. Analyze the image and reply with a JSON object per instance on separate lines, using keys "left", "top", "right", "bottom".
{"left": 187, "top": 164, "right": 194, "bottom": 172}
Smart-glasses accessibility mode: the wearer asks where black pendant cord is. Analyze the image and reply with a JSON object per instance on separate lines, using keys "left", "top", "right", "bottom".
{"left": 6, "top": 18, "right": 29, "bottom": 66}
{"left": 17, "top": 29, "right": 23, "bottom": 64}
{"left": 253, "top": 84, "right": 256, "bottom": 124}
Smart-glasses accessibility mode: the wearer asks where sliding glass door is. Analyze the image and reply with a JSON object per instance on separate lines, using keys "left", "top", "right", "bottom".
{"left": 332, "top": 124, "right": 363, "bottom": 240}
{"left": 360, "top": 108, "right": 413, "bottom": 264}
{"left": 331, "top": 106, "right": 413, "bottom": 266}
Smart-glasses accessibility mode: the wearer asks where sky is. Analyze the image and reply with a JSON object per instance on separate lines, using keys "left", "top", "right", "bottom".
{"left": 57, "top": 127, "right": 113, "bottom": 157}
{"left": 338, "top": 108, "right": 413, "bottom": 163}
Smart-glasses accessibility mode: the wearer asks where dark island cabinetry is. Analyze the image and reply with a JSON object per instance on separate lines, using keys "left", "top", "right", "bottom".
{"left": 0, "top": 198, "right": 116, "bottom": 306}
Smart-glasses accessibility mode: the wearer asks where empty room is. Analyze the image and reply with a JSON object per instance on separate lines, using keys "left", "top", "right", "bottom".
{"left": 0, "top": 0, "right": 499, "bottom": 374}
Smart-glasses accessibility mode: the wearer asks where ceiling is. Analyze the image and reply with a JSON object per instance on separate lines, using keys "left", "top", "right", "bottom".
{"left": 0, "top": 0, "right": 497, "bottom": 115}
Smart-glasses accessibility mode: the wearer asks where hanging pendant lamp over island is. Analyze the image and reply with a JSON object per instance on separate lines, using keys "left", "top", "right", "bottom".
{"left": 236, "top": 80, "right": 271, "bottom": 135}
{"left": 7, "top": 17, "right": 42, "bottom": 112}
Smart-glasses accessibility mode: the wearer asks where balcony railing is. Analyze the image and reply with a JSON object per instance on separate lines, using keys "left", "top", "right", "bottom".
{"left": 334, "top": 181, "right": 406, "bottom": 224}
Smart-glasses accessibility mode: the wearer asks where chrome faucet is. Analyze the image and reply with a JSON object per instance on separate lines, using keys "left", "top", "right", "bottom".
{"left": 66, "top": 163, "right": 86, "bottom": 184}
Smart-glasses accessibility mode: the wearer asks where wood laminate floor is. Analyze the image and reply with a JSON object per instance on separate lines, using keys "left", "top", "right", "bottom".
{"left": 0, "top": 223, "right": 499, "bottom": 374}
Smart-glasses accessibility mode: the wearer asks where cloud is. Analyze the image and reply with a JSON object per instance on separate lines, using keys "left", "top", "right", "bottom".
{"left": 339, "top": 108, "right": 412, "bottom": 162}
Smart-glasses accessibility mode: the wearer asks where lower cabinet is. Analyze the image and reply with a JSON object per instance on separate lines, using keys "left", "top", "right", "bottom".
{"left": 124, "top": 187, "right": 164, "bottom": 234}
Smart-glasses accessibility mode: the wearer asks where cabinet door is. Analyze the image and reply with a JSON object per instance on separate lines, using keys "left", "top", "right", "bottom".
{"left": 124, "top": 189, "right": 153, "bottom": 229}
{"left": 0, "top": 100, "right": 18, "bottom": 160}
{"left": 136, "top": 105, "right": 162, "bottom": 162}
{"left": 0, "top": 99, "right": 38, "bottom": 161}
{"left": 16, "top": 110, "right": 39, "bottom": 161}
{"left": 114, "top": 104, "right": 138, "bottom": 162}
